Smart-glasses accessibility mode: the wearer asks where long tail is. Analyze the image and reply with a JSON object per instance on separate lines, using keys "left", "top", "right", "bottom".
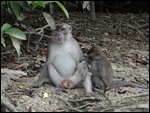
{"left": 112, "top": 80, "right": 149, "bottom": 89}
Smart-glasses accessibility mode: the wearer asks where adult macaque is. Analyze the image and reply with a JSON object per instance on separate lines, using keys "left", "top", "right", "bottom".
{"left": 87, "top": 46, "right": 148, "bottom": 93}
{"left": 31, "top": 23, "right": 93, "bottom": 96}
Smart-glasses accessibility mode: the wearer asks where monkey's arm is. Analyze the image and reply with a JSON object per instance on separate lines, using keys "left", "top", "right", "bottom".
{"left": 111, "top": 80, "right": 149, "bottom": 89}
{"left": 83, "top": 74, "right": 93, "bottom": 96}
{"left": 69, "top": 60, "right": 88, "bottom": 85}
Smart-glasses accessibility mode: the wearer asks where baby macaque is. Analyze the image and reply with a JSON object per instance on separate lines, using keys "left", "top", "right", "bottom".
{"left": 31, "top": 23, "right": 93, "bottom": 96}
{"left": 87, "top": 46, "right": 113, "bottom": 92}
{"left": 87, "top": 46, "right": 148, "bottom": 93}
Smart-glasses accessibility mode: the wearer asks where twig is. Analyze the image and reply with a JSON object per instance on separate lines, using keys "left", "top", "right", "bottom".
{"left": 127, "top": 23, "right": 149, "bottom": 30}
{"left": 1, "top": 96, "right": 18, "bottom": 112}
{"left": 67, "top": 96, "right": 102, "bottom": 102}
{"left": 122, "top": 92, "right": 149, "bottom": 100}
{"left": 35, "top": 24, "right": 50, "bottom": 32}
{"left": 93, "top": 87, "right": 107, "bottom": 99}
{"left": 25, "top": 31, "right": 51, "bottom": 39}
{"left": 127, "top": 23, "right": 148, "bottom": 37}
{"left": 59, "top": 96, "right": 97, "bottom": 112}
{"left": 58, "top": 97, "right": 83, "bottom": 112}
{"left": 115, "top": 103, "right": 149, "bottom": 111}
{"left": 1, "top": 51, "right": 16, "bottom": 55}
{"left": 115, "top": 91, "right": 121, "bottom": 101}
{"left": 76, "top": 102, "right": 95, "bottom": 109}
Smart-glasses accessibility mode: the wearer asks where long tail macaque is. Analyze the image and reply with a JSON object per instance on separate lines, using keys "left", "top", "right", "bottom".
{"left": 87, "top": 46, "right": 148, "bottom": 93}
{"left": 31, "top": 23, "right": 93, "bottom": 96}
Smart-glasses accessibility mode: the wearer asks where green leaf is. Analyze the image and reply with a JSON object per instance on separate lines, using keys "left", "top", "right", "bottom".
{"left": 17, "top": 1, "right": 31, "bottom": 11}
{"left": 17, "top": 13, "right": 26, "bottom": 21}
{"left": 1, "top": 23, "right": 12, "bottom": 32}
{"left": 10, "top": 1, "right": 21, "bottom": 17}
{"left": 42, "top": 1, "right": 54, "bottom": 5}
{"left": 43, "top": 12, "right": 55, "bottom": 29}
{"left": 5, "top": 28, "right": 26, "bottom": 40}
{"left": 31, "top": 1, "right": 46, "bottom": 8}
{"left": 10, "top": 36, "right": 20, "bottom": 57}
{"left": 1, "top": 36, "right": 6, "bottom": 48}
{"left": 27, "top": 1, "right": 32, "bottom": 5}
{"left": 55, "top": 1, "right": 69, "bottom": 18}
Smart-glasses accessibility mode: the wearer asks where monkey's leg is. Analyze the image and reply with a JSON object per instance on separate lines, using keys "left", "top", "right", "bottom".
{"left": 69, "top": 61, "right": 88, "bottom": 85}
{"left": 91, "top": 75, "right": 105, "bottom": 91}
{"left": 83, "top": 75, "right": 93, "bottom": 96}
{"left": 47, "top": 64, "right": 66, "bottom": 94}
{"left": 30, "top": 64, "right": 48, "bottom": 88}
{"left": 68, "top": 61, "right": 93, "bottom": 96}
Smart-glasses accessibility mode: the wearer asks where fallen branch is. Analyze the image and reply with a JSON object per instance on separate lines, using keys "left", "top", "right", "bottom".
{"left": 127, "top": 23, "right": 149, "bottom": 30}
{"left": 1, "top": 97, "right": 18, "bottom": 112}
{"left": 67, "top": 96, "right": 103, "bottom": 102}
{"left": 122, "top": 92, "right": 149, "bottom": 100}
{"left": 58, "top": 97, "right": 83, "bottom": 112}
{"left": 115, "top": 103, "right": 149, "bottom": 111}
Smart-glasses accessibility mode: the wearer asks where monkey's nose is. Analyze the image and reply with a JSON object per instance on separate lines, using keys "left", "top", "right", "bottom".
{"left": 88, "top": 56, "right": 93, "bottom": 61}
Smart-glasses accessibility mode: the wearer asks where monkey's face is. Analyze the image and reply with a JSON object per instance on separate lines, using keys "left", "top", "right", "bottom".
{"left": 52, "top": 23, "right": 72, "bottom": 44}
{"left": 87, "top": 46, "right": 102, "bottom": 60}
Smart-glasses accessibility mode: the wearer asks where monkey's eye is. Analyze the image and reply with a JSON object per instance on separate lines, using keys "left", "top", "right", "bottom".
{"left": 56, "top": 27, "right": 60, "bottom": 30}
{"left": 96, "top": 53, "right": 100, "bottom": 56}
{"left": 61, "top": 28, "right": 65, "bottom": 31}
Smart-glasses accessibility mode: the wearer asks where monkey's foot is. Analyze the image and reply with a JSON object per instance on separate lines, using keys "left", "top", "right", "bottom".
{"left": 85, "top": 92, "right": 94, "bottom": 97}
{"left": 55, "top": 87, "right": 68, "bottom": 95}
{"left": 29, "top": 82, "right": 41, "bottom": 88}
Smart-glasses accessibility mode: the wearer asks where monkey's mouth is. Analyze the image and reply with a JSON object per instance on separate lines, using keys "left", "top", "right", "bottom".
{"left": 88, "top": 56, "right": 94, "bottom": 61}
{"left": 57, "top": 38, "right": 64, "bottom": 43}
{"left": 58, "top": 38, "right": 63, "bottom": 41}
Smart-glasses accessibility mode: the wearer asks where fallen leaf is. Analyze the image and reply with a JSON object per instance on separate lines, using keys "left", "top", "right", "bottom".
{"left": 17, "top": 85, "right": 27, "bottom": 89}
{"left": 104, "top": 32, "right": 109, "bottom": 37}
{"left": 43, "top": 92, "right": 48, "bottom": 99}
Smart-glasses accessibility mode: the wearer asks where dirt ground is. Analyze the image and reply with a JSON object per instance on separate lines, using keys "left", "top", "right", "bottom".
{"left": 1, "top": 11, "right": 149, "bottom": 112}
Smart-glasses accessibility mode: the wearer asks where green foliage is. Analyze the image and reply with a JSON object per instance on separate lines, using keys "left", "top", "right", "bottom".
{"left": 43, "top": 12, "right": 55, "bottom": 29}
{"left": 1, "top": 1, "right": 31, "bottom": 21}
{"left": 55, "top": 1, "right": 69, "bottom": 18}
{"left": 1, "top": 23, "right": 26, "bottom": 57}
{"left": 27, "top": 1, "right": 53, "bottom": 9}
{"left": 1, "top": 1, "right": 69, "bottom": 57}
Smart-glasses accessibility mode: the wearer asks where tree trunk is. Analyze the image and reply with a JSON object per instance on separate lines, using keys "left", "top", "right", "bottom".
{"left": 90, "top": 1, "right": 95, "bottom": 20}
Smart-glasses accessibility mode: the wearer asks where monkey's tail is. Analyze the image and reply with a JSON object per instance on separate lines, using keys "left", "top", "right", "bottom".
{"left": 112, "top": 80, "right": 149, "bottom": 89}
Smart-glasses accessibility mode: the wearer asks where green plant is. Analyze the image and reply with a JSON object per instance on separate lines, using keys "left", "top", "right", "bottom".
{"left": 1, "top": 23, "right": 26, "bottom": 57}
{"left": 1, "top": 1, "right": 69, "bottom": 57}
{"left": 27, "top": 1, "right": 69, "bottom": 18}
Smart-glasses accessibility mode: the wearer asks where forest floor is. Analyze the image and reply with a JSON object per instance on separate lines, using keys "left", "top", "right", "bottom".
{"left": 1, "top": 11, "right": 149, "bottom": 112}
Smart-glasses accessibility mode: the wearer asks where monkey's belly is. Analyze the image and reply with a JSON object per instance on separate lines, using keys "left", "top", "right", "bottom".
{"left": 53, "top": 55, "right": 77, "bottom": 77}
